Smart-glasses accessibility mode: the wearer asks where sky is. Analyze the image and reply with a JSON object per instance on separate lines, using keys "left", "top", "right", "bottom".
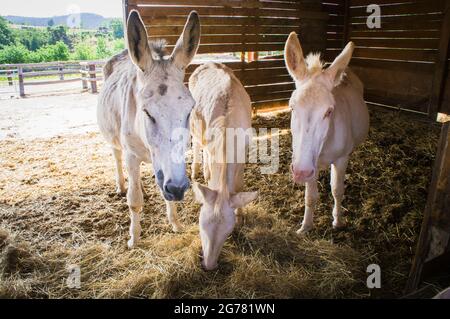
{"left": 1, "top": 0, "right": 123, "bottom": 18}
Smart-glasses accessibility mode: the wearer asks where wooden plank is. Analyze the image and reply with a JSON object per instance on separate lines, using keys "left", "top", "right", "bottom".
{"left": 242, "top": 75, "right": 292, "bottom": 86}
{"left": 149, "top": 34, "right": 290, "bottom": 45}
{"left": 364, "top": 90, "right": 430, "bottom": 113}
{"left": 148, "top": 25, "right": 302, "bottom": 36}
{"left": 251, "top": 91, "right": 293, "bottom": 102}
{"left": 350, "top": 30, "right": 441, "bottom": 38}
{"left": 350, "top": 0, "right": 438, "bottom": 6}
{"left": 350, "top": 1, "right": 445, "bottom": 17}
{"left": 129, "top": 0, "right": 257, "bottom": 7}
{"left": 136, "top": 6, "right": 309, "bottom": 18}
{"left": 353, "top": 47, "right": 437, "bottom": 62}
{"left": 246, "top": 82, "right": 295, "bottom": 95}
{"left": 177, "top": 42, "right": 286, "bottom": 54}
{"left": 350, "top": 20, "right": 442, "bottom": 31}
{"left": 23, "top": 70, "right": 81, "bottom": 77}
{"left": 428, "top": 1, "right": 450, "bottom": 117}
{"left": 350, "top": 13, "right": 443, "bottom": 24}
{"left": 23, "top": 78, "right": 82, "bottom": 86}
{"left": 350, "top": 58, "right": 434, "bottom": 73}
{"left": 141, "top": 16, "right": 304, "bottom": 27}
{"left": 406, "top": 122, "right": 450, "bottom": 293}
{"left": 351, "top": 38, "right": 440, "bottom": 49}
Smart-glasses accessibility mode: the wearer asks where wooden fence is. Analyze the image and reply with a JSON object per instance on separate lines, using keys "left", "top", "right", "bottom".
{"left": 123, "top": 0, "right": 329, "bottom": 110}
{"left": 344, "top": 0, "right": 450, "bottom": 118}
{"left": 0, "top": 61, "right": 105, "bottom": 97}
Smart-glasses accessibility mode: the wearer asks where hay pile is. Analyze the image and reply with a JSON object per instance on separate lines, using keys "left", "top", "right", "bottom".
{"left": 0, "top": 109, "right": 440, "bottom": 298}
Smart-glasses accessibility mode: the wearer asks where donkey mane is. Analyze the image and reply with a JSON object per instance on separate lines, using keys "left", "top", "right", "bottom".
{"left": 149, "top": 39, "right": 169, "bottom": 60}
{"left": 103, "top": 39, "right": 170, "bottom": 80}
{"left": 305, "top": 53, "right": 324, "bottom": 75}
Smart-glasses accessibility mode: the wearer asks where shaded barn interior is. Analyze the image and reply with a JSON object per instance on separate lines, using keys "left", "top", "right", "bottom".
{"left": 122, "top": 0, "right": 450, "bottom": 294}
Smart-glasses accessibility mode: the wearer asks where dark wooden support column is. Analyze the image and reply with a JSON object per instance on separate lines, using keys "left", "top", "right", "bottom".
{"left": 406, "top": 121, "right": 450, "bottom": 293}
{"left": 427, "top": 1, "right": 450, "bottom": 120}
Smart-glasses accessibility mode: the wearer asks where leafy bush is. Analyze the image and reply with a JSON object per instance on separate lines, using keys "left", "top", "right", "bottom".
{"left": 71, "top": 42, "right": 96, "bottom": 60}
{"left": 112, "top": 39, "right": 125, "bottom": 53}
{"left": 96, "top": 37, "right": 112, "bottom": 59}
{"left": 32, "top": 41, "right": 70, "bottom": 62}
{"left": 0, "top": 44, "right": 30, "bottom": 64}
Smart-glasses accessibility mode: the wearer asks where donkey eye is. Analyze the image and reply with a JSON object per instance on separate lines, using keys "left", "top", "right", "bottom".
{"left": 324, "top": 108, "right": 333, "bottom": 118}
{"left": 144, "top": 110, "right": 156, "bottom": 124}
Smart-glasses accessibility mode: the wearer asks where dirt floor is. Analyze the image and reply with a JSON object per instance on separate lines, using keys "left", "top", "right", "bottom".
{"left": 0, "top": 101, "right": 442, "bottom": 298}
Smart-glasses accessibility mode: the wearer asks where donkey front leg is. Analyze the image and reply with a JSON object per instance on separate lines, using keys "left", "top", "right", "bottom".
{"left": 125, "top": 153, "right": 144, "bottom": 249}
{"left": 191, "top": 140, "right": 202, "bottom": 180}
{"left": 112, "top": 147, "right": 126, "bottom": 195}
{"left": 165, "top": 200, "right": 183, "bottom": 232}
{"left": 297, "top": 176, "right": 319, "bottom": 234}
{"left": 331, "top": 157, "right": 349, "bottom": 229}
{"left": 203, "top": 151, "right": 211, "bottom": 182}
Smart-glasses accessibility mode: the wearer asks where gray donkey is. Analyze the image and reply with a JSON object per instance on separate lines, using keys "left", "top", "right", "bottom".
{"left": 97, "top": 10, "right": 200, "bottom": 248}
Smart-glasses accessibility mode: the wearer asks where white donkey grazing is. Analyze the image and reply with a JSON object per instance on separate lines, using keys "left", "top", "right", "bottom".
{"left": 284, "top": 32, "right": 369, "bottom": 234}
{"left": 97, "top": 10, "right": 200, "bottom": 248}
{"left": 189, "top": 63, "right": 258, "bottom": 270}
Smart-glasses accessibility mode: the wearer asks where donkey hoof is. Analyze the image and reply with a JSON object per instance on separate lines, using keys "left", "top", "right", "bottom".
{"left": 296, "top": 225, "right": 313, "bottom": 235}
{"left": 116, "top": 187, "right": 126, "bottom": 196}
{"left": 332, "top": 219, "right": 346, "bottom": 229}
{"left": 172, "top": 223, "right": 184, "bottom": 233}
{"left": 127, "top": 238, "right": 139, "bottom": 249}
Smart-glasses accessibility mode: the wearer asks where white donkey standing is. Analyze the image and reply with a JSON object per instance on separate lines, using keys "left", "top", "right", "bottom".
{"left": 97, "top": 10, "right": 201, "bottom": 248}
{"left": 284, "top": 32, "right": 369, "bottom": 234}
{"left": 189, "top": 63, "right": 258, "bottom": 270}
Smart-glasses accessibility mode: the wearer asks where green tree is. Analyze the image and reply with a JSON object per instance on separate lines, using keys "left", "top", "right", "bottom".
{"left": 112, "top": 39, "right": 125, "bottom": 53}
{"left": 109, "top": 19, "right": 124, "bottom": 39}
{"left": 48, "top": 19, "right": 55, "bottom": 27}
{"left": 0, "top": 17, "right": 14, "bottom": 49}
{"left": 96, "top": 37, "right": 112, "bottom": 59}
{"left": 15, "top": 28, "right": 50, "bottom": 51}
{"left": 48, "top": 25, "right": 71, "bottom": 48}
{"left": 0, "top": 44, "right": 30, "bottom": 64}
{"left": 72, "top": 42, "right": 96, "bottom": 60}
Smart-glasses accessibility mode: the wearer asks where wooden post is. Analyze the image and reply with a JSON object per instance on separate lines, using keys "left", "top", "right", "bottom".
{"left": 123, "top": 0, "right": 129, "bottom": 44}
{"left": 427, "top": 1, "right": 450, "bottom": 120}
{"left": 18, "top": 67, "right": 25, "bottom": 97}
{"left": 405, "top": 121, "right": 450, "bottom": 293}
{"left": 58, "top": 64, "right": 64, "bottom": 81}
{"left": 81, "top": 64, "right": 88, "bottom": 90}
{"left": 6, "top": 70, "right": 13, "bottom": 86}
{"left": 89, "top": 63, "right": 97, "bottom": 94}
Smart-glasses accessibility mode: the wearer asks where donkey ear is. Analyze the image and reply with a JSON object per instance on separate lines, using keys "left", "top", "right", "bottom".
{"left": 127, "top": 10, "right": 152, "bottom": 72}
{"left": 325, "top": 41, "right": 355, "bottom": 87}
{"left": 193, "top": 182, "right": 217, "bottom": 205}
{"left": 230, "top": 191, "right": 258, "bottom": 209}
{"left": 171, "top": 11, "right": 201, "bottom": 70}
{"left": 284, "top": 32, "right": 307, "bottom": 82}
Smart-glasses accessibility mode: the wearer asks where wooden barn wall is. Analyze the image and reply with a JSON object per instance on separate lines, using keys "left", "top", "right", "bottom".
{"left": 322, "top": 0, "right": 347, "bottom": 61}
{"left": 124, "top": 0, "right": 328, "bottom": 109}
{"left": 346, "top": 0, "right": 448, "bottom": 116}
